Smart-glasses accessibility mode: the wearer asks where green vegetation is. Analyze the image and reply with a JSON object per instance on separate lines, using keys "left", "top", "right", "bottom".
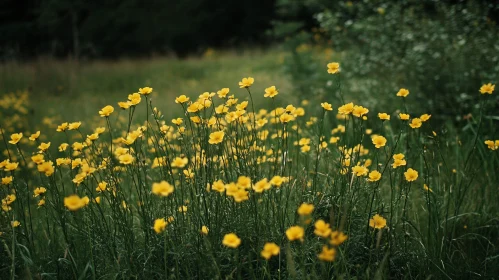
{"left": 1, "top": 46, "right": 498, "bottom": 278}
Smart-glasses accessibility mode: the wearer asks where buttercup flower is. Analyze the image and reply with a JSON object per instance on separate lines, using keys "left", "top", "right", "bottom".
{"left": 139, "top": 87, "right": 153, "bottom": 95}
{"left": 369, "top": 214, "right": 387, "bottom": 229}
{"left": 152, "top": 181, "right": 174, "bottom": 197}
{"left": 372, "top": 135, "right": 387, "bottom": 148}
{"left": 378, "top": 113, "right": 390, "bottom": 120}
{"left": 153, "top": 218, "right": 167, "bottom": 234}
{"left": 264, "top": 86, "right": 279, "bottom": 98}
{"left": 29, "top": 131, "right": 40, "bottom": 141}
{"left": 208, "top": 131, "right": 225, "bottom": 144}
{"left": 338, "top": 102, "right": 354, "bottom": 115}
{"left": 239, "top": 77, "right": 254, "bottom": 88}
{"left": 297, "top": 203, "right": 314, "bottom": 216}
{"left": 222, "top": 233, "right": 241, "bottom": 248}
{"left": 399, "top": 113, "right": 410, "bottom": 120}
{"left": 9, "top": 133, "right": 23, "bottom": 145}
{"left": 318, "top": 246, "right": 336, "bottom": 262}
{"left": 479, "top": 83, "right": 495, "bottom": 94}
{"left": 64, "top": 195, "right": 85, "bottom": 211}
{"left": 175, "top": 95, "right": 190, "bottom": 104}
{"left": 314, "top": 220, "right": 332, "bottom": 238}
{"left": 99, "top": 105, "right": 114, "bottom": 117}
{"left": 404, "top": 168, "right": 418, "bottom": 182}
{"left": 409, "top": 118, "right": 422, "bottom": 129}
{"left": 396, "top": 88, "right": 409, "bottom": 97}
{"left": 367, "top": 170, "right": 382, "bottom": 182}
{"left": 321, "top": 102, "right": 333, "bottom": 111}
{"left": 261, "top": 242, "right": 280, "bottom": 260}
{"left": 327, "top": 62, "right": 340, "bottom": 74}
{"left": 201, "top": 225, "right": 209, "bottom": 235}
{"left": 484, "top": 140, "right": 499, "bottom": 150}
{"left": 286, "top": 226, "right": 305, "bottom": 242}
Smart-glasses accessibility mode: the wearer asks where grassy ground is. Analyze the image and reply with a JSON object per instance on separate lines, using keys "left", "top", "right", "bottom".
{"left": 0, "top": 48, "right": 293, "bottom": 126}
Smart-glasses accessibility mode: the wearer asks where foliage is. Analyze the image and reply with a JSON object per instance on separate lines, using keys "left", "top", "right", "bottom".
{"left": 274, "top": 0, "right": 499, "bottom": 121}
{"left": 1, "top": 66, "right": 498, "bottom": 278}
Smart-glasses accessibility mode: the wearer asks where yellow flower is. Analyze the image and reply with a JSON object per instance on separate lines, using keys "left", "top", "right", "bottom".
{"left": 279, "top": 113, "right": 295, "bottom": 123}
{"left": 96, "top": 182, "right": 107, "bottom": 192}
{"left": 327, "top": 62, "right": 340, "bottom": 74}
{"left": 64, "top": 195, "right": 85, "bottom": 211}
{"left": 264, "top": 86, "right": 279, "bottom": 98}
{"left": 330, "top": 231, "right": 348, "bottom": 246}
{"left": 217, "top": 88, "right": 230, "bottom": 98}
{"left": 1, "top": 176, "right": 13, "bottom": 185}
{"left": 367, "top": 170, "right": 382, "bottom": 182}
{"left": 392, "top": 154, "right": 407, "bottom": 168}
{"left": 68, "top": 122, "right": 81, "bottom": 130}
{"left": 270, "top": 176, "right": 284, "bottom": 187}
{"left": 153, "top": 218, "right": 167, "bottom": 234}
{"left": 152, "top": 181, "right": 174, "bottom": 197}
{"left": 369, "top": 214, "right": 387, "bottom": 229}
{"left": 423, "top": 184, "right": 433, "bottom": 193}
{"left": 286, "top": 226, "right": 305, "bottom": 242}
{"left": 175, "top": 95, "right": 190, "bottom": 104}
{"left": 352, "top": 105, "right": 369, "bottom": 117}
{"left": 297, "top": 203, "right": 314, "bottom": 216}
{"left": 396, "top": 88, "right": 410, "bottom": 97}
{"left": 378, "top": 113, "right": 390, "bottom": 120}
{"left": 399, "top": 113, "right": 410, "bottom": 120}
{"left": 56, "top": 122, "right": 69, "bottom": 132}
{"left": 222, "top": 233, "right": 241, "bottom": 248}
{"left": 31, "top": 154, "right": 45, "bottom": 165}
{"left": 38, "top": 142, "right": 51, "bottom": 152}
{"left": 37, "top": 161, "right": 54, "bottom": 176}
{"left": 318, "top": 246, "right": 336, "bottom": 262}
{"left": 420, "top": 114, "right": 431, "bottom": 122}
{"left": 38, "top": 199, "right": 46, "bottom": 207}
{"left": 118, "top": 154, "right": 134, "bottom": 165}
{"left": 201, "top": 226, "right": 209, "bottom": 235}
{"left": 409, "top": 118, "right": 422, "bottom": 129}
{"left": 33, "top": 187, "right": 47, "bottom": 197}
{"left": 99, "top": 105, "right": 114, "bottom": 117}
{"left": 314, "top": 220, "right": 332, "bottom": 238}
{"left": 208, "top": 131, "right": 225, "bottom": 144}
{"left": 479, "top": 83, "right": 495, "bottom": 94}
{"left": 338, "top": 102, "right": 354, "bottom": 115}
{"left": 4, "top": 162, "right": 19, "bottom": 171}
{"left": 321, "top": 102, "right": 333, "bottom": 111}
{"left": 11, "top": 221, "right": 21, "bottom": 228}
{"left": 352, "top": 165, "right": 369, "bottom": 177}
{"left": 171, "top": 118, "right": 183, "bottom": 125}
{"left": 171, "top": 157, "right": 188, "bottom": 168}
{"left": 211, "top": 180, "right": 226, "bottom": 193}
{"left": 239, "top": 77, "right": 254, "bottom": 88}
{"left": 138, "top": 87, "right": 153, "bottom": 95}
{"left": 372, "top": 135, "right": 387, "bottom": 148}
{"left": 252, "top": 178, "right": 271, "bottom": 193}
{"left": 261, "top": 242, "right": 280, "bottom": 260}
{"left": 59, "top": 143, "right": 69, "bottom": 152}
{"left": 484, "top": 140, "right": 499, "bottom": 150}
{"left": 8, "top": 133, "right": 23, "bottom": 145}
{"left": 404, "top": 168, "right": 418, "bottom": 182}
{"left": 178, "top": 205, "right": 188, "bottom": 213}
{"left": 29, "top": 131, "right": 40, "bottom": 141}
{"left": 128, "top": 93, "right": 141, "bottom": 105}
{"left": 118, "top": 101, "right": 132, "bottom": 109}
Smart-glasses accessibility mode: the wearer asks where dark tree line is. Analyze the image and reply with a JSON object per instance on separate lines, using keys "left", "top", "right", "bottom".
{"left": 0, "top": 0, "right": 277, "bottom": 59}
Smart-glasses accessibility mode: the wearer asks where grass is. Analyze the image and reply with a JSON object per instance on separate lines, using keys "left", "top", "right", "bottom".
{"left": 0, "top": 48, "right": 498, "bottom": 279}
{"left": 0, "top": 48, "right": 291, "bottom": 127}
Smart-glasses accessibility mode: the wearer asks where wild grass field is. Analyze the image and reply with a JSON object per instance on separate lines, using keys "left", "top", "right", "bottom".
{"left": 0, "top": 48, "right": 498, "bottom": 279}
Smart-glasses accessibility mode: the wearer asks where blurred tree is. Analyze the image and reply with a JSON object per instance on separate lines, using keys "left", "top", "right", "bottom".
{"left": 0, "top": 0, "right": 276, "bottom": 59}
